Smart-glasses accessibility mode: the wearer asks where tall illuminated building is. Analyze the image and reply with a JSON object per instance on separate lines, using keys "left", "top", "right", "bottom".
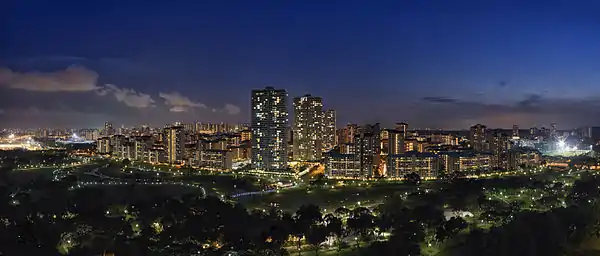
{"left": 104, "top": 122, "right": 114, "bottom": 137}
{"left": 488, "top": 129, "right": 510, "bottom": 169}
{"left": 469, "top": 124, "right": 487, "bottom": 152}
{"left": 292, "top": 95, "right": 323, "bottom": 161}
{"left": 355, "top": 123, "right": 381, "bottom": 177}
{"left": 338, "top": 124, "right": 358, "bottom": 145}
{"left": 395, "top": 122, "right": 408, "bottom": 136}
{"left": 387, "top": 129, "right": 405, "bottom": 155}
{"left": 165, "top": 123, "right": 185, "bottom": 164}
{"left": 530, "top": 127, "right": 537, "bottom": 137}
{"left": 322, "top": 109, "right": 336, "bottom": 152}
{"left": 251, "top": 87, "right": 289, "bottom": 170}
{"left": 512, "top": 125, "right": 519, "bottom": 138}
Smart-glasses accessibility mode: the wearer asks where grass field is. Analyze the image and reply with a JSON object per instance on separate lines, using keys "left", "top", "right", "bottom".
{"left": 238, "top": 182, "right": 417, "bottom": 212}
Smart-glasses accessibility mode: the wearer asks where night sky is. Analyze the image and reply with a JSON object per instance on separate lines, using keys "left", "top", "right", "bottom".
{"left": 2, "top": 0, "right": 600, "bottom": 129}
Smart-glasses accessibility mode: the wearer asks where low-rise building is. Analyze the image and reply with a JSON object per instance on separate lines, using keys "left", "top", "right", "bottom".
{"left": 96, "top": 137, "right": 111, "bottom": 154}
{"left": 508, "top": 148, "right": 541, "bottom": 170}
{"left": 144, "top": 145, "right": 167, "bottom": 164}
{"left": 134, "top": 136, "right": 153, "bottom": 161}
{"left": 193, "top": 149, "right": 233, "bottom": 171}
{"left": 441, "top": 151, "right": 492, "bottom": 173}
{"left": 120, "top": 142, "right": 134, "bottom": 160}
{"left": 230, "top": 144, "right": 251, "bottom": 161}
{"left": 386, "top": 152, "right": 440, "bottom": 179}
{"left": 324, "top": 152, "right": 361, "bottom": 178}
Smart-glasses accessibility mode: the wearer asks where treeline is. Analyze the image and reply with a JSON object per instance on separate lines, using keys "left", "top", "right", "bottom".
{"left": 1, "top": 171, "right": 600, "bottom": 255}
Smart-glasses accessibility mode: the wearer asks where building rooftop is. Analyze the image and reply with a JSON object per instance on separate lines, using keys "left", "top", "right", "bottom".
{"left": 388, "top": 152, "right": 438, "bottom": 158}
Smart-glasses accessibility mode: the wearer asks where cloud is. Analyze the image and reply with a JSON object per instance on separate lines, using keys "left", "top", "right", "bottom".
{"left": 159, "top": 92, "right": 207, "bottom": 112}
{"left": 421, "top": 96, "right": 460, "bottom": 104}
{"left": 0, "top": 106, "right": 114, "bottom": 129}
{"left": 169, "top": 106, "right": 187, "bottom": 112}
{"left": 98, "top": 84, "right": 155, "bottom": 108}
{"left": 223, "top": 104, "right": 241, "bottom": 115}
{"left": 408, "top": 94, "right": 600, "bottom": 129}
{"left": 517, "top": 94, "right": 543, "bottom": 108}
{"left": 0, "top": 65, "right": 100, "bottom": 92}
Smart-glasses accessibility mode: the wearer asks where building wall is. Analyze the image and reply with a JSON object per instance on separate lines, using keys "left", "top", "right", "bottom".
{"left": 193, "top": 149, "right": 233, "bottom": 171}
{"left": 293, "top": 95, "right": 323, "bottom": 161}
{"left": 387, "top": 153, "right": 440, "bottom": 178}
{"left": 251, "top": 87, "right": 289, "bottom": 170}
{"left": 442, "top": 152, "right": 492, "bottom": 173}
{"left": 165, "top": 125, "right": 185, "bottom": 164}
{"left": 469, "top": 124, "right": 487, "bottom": 152}
{"left": 322, "top": 109, "right": 336, "bottom": 152}
{"left": 355, "top": 124, "right": 381, "bottom": 177}
{"left": 388, "top": 129, "right": 405, "bottom": 155}
{"left": 325, "top": 153, "right": 361, "bottom": 178}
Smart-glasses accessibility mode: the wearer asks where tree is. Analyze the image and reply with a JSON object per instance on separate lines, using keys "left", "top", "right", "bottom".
{"left": 347, "top": 207, "right": 374, "bottom": 248}
{"left": 305, "top": 224, "right": 328, "bottom": 255}
{"left": 121, "top": 158, "right": 131, "bottom": 166}
{"left": 411, "top": 205, "right": 444, "bottom": 228}
{"left": 403, "top": 172, "right": 421, "bottom": 186}
{"left": 365, "top": 219, "right": 423, "bottom": 255}
{"left": 324, "top": 214, "right": 344, "bottom": 252}
{"left": 436, "top": 217, "right": 467, "bottom": 242}
{"left": 293, "top": 204, "right": 323, "bottom": 254}
{"left": 334, "top": 207, "right": 350, "bottom": 218}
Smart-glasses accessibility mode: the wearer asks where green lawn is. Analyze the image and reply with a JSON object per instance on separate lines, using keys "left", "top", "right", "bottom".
{"left": 238, "top": 182, "right": 417, "bottom": 212}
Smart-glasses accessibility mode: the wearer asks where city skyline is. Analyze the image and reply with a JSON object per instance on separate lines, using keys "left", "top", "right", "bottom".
{"left": 3, "top": 1, "right": 600, "bottom": 129}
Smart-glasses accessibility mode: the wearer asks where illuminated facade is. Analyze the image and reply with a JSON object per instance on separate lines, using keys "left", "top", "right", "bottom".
{"left": 199, "top": 138, "right": 228, "bottom": 150}
{"left": 387, "top": 129, "right": 405, "bottom": 155}
{"left": 404, "top": 139, "right": 428, "bottom": 153}
{"left": 340, "top": 143, "right": 355, "bottom": 154}
{"left": 323, "top": 124, "right": 380, "bottom": 178}
{"left": 324, "top": 152, "right": 361, "bottom": 178}
{"left": 120, "top": 142, "right": 134, "bottom": 160}
{"left": 429, "top": 134, "right": 457, "bottom": 145}
{"left": 134, "top": 136, "right": 152, "bottom": 161}
{"left": 96, "top": 137, "right": 111, "bottom": 154}
{"left": 144, "top": 145, "right": 166, "bottom": 164}
{"left": 337, "top": 124, "right": 358, "bottom": 145}
{"left": 193, "top": 122, "right": 240, "bottom": 134}
{"left": 488, "top": 130, "right": 510, "bottom": 169}
{"left": 442, "top": 152, "right": 491, "bottom": 173}
{"left": 230, "top": 144, "right": 251, "bottom": 161}
{"left": 469, "top": 124, "right": 487, "bottom": 152}
{"left": 293, "top": 95, "right": 323, "bottom": 161}
{"left": 103, "top": 122, "right": 114, "bottom": 137}
{"left": 508, "top": 149, "right": 541, "bottom": 170}
{"left": 193, "top": 149, "right": 233, "bottom": 171}
{"left": 322, "top": 109, "right": 336, "bottom": 152}
{"left": 240, "top": 129, "right": 252, "bottom": 142}
{"left": 395, "top": 122, "right": 408, "bottom": 138}
{"left": 386, "top": 152, "right": 440, "bottom": 178}
{"left": 110, "top": 135, "right": 126, "bottom": 158}
{"left": 165, "top": 124, "right": 185, "bottom": 164}
{"left": 355, "top": 124, "right": 381, "bottom": 177}
{"left": 251, "top": 87, "right": 289, "bottom": 171}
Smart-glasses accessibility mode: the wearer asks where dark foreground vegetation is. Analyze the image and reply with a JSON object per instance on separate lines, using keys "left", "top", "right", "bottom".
{"left": 2, "top": 158, "right": 600, "bottom": 255}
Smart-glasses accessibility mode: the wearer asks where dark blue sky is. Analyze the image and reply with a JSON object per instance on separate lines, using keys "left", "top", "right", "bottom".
{"left": 2, "top": 0, "right": 600, "bottom": 129}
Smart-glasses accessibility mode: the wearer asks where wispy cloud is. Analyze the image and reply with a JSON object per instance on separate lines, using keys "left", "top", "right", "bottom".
{"left": 411, "top": 94, "right": 600, "bottom": 129}
{"left": 159, "top": 92, "right": 207, "bottom": 112}
{"left": 222, "top": 104, "right": 241, "bottom": 115}
{"left": 0, "top": 65, "right": 100, "bottom": 92}
{"left": 421, "top": 96, "right": 460, "bottom": 104}
{"left": 98, "top": 84, "right": 155, "bottom": 108}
